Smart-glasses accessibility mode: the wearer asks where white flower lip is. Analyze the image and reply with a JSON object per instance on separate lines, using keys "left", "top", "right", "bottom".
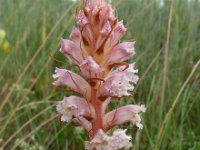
{"left": 86, "top": 129, "right": 132, "bottom": 150}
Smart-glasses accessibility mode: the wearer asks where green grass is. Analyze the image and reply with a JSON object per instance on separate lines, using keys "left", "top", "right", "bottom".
{"left": 0, "top": 0, "right": 200, "bottom": 149}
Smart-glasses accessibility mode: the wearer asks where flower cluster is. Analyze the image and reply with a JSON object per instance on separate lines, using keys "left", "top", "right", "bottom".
{"left": 53, "top": 0, "right": 145, "bottom": 149}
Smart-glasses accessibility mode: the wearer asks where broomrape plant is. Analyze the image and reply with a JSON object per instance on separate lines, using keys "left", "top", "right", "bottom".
{"left": 53, "top": 0, "right": 145, "bottom": 149}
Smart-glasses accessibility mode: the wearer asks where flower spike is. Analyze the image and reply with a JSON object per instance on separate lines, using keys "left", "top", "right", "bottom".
{"left": 53, "top": 0, "right": 145, "bottom": 149}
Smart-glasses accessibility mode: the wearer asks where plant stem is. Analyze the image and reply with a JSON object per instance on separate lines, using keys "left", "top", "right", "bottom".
{"left": 91, "top": 88, "right": 103, "bottom": 138}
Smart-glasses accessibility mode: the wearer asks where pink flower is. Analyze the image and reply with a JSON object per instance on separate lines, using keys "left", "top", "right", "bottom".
{"left": 105, "top": 42, "right": 136, "bottom": 65}
{"left": 80, "top": 56, "right": 104, "bottom": 78}
{"left": 85, "top": 129, "right": 132, "bottom": 150}
{"left": 103, "top": 105, "right": 146, "bottom": 130}
{"left": 69, "top": 27, "right": 81, "bottom": 46}
{"left": 104, "top": 21, "right": 127, "bottom": 52}
{"left": 53, "top": 0, "right": 146, "bottom": 148}
{"left": 53, "top": 68, "right": 91, "bottom": 99}
{"left": 60, "top": 38, "right": 87, "bottom": 65}
{"left": 75, "top": 116, "right": 92, "bottom": 133}
{"left": 56, "top": 96, "right": 95, "bottom": 122}
{"left": 98, "top": 4, "right": 116, "bottom": 24}
{"left": 96, "top": 21, "right": 112, "bottom": 50}
{"left": 76, "top": 10, "right": 89, "bottom": 28}
{"left": 98, "top": 64, "right": 139, "bottom": 99}
{"left": 76, "top": 10, "right": 95, "bottom": 50}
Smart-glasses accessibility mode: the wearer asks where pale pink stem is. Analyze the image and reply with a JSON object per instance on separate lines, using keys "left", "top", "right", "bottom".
{"left": 91, "top": 89, "right": 103, "bottom": 138}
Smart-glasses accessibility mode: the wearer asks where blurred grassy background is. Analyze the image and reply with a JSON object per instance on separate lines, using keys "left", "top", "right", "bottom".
{"left": 0, "top": 0, "right": 200, "bottom": 149}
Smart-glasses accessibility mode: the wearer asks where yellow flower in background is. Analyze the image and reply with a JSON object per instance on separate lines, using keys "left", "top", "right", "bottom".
{"left": 3, "top": 40, "right": 10, "bottom": 53}
{"left": 0, "top": 29, "right": 6, "bottom": 44}
{"left": 0, "top": 29, "right": 10, "bottom": 53}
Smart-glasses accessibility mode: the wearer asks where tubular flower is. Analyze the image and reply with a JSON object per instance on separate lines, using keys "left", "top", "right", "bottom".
{"left": 104, "top": 42, "right": 136, "bottom": 65}
{"left": 85, "top": 129, "right": 132, "bottom": 150}
{"left": 53, "top": 68, "right": 91, "bottom": 99}
{"left": 80, "top": 56, "right": 104, "bottom": 78}
{"left": 98, "top": 64, "right": 139, "bottom": 99}
{"left": 60, "top": 38, "right": 87, "bottom": 65}
{"left": 53, "top": 0, "right": 145, "bottom": 149}
{"left": 103, "top": 105, "right": 146, "bottom": 130}
{"left": 56, "top": 96, "right": 95, "bottom": 122}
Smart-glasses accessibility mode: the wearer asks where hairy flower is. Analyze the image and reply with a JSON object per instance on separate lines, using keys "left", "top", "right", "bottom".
{"left": 60, "top": 39, "right": 87, "bottom": 65}
{"left": 57, "top": 96, "right": 94, "bottom": 122}
{"left": 69, "top": 27, "right": 81, "bottom": 45}
{"left": 53, "top": 68, "right": 91, "bottom": 99}
{"left": 104, "top": 41, "right": 136, "bottom": 65}
{"left": 85, "top": 129, "right": 132, "bottom": 150}
{"left": 80, "top": 56, "right": 104, "bottom": 78}
{"left": 103, "top": 105, "right": 146, "bottom": 130}
{"left": 98, "top": 64, "right": 139, "bottom": 99}
{"left": 53, "top": 0, "right": 145, "bottom": 149}
{"left": 104, "top": 21, "right": 127, "bottom": 52}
